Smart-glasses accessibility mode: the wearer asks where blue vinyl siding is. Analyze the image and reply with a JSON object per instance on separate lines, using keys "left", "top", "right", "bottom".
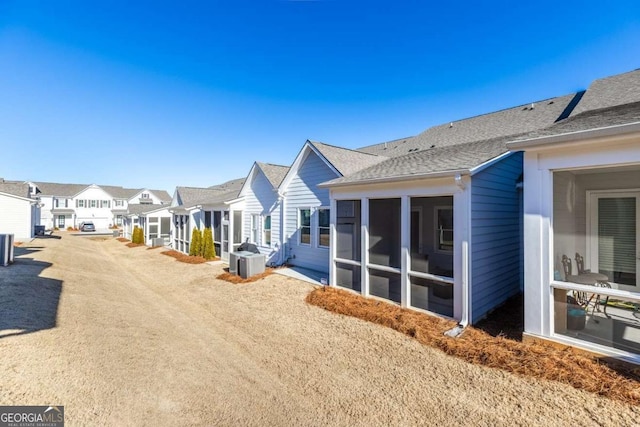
{"left": 470, "top": 151, "right": 523, "bottom": 322}
{"left": 283, "top": 151, "right": 338, "bottom": 273}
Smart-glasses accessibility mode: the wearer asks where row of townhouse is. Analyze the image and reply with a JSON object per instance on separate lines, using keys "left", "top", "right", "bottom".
{"left": 0, "top": 180, "right": 171, "bottom": 238}
{"left": 168, "top": 69, "right": 640, "bottom": 363}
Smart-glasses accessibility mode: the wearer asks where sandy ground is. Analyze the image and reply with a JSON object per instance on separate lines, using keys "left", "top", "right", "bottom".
{"left": 0, "top": 235, "right": 638, "bottom": 426}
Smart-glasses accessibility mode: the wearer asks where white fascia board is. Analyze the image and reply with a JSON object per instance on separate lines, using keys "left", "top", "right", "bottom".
{"left": 318, "top": 169, "right": 469, "bottom": 189}
{"left": 0, "top": 191, "right": 37, "bottom": 203}
{"left": 237, "top": 162, "right": 259, "bottom": 198}
{"left": 507, "top": 121, "right": 640, "bottom": 150}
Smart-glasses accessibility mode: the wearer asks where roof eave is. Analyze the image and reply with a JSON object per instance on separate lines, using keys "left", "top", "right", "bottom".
{"left": 319, "top": 169, "right": 470, "bottom": 189}
{"left": 507, "top": 121, "right": 640, "bottom": 150}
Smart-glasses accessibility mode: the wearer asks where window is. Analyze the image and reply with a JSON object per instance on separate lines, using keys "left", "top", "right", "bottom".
{"left": 213, "top": 211, "right": 221, "bottom": 242}
{"left": 204, "top": 211, "right": 212, "bottom": 228}
{"left": 90, "top": 200, "right": 97, "bottom": 208}
{"left": 233, "top": 211, "right": 242, "bottom": 245}
{"left": 116, "top": 215, "right": 123, "bottom": 226}
{"left": 115, "top": 200, "right": 123, "bottom": 207}
{"left": 263, "top": 215, "right": 271, "bottom": 246}
{"left": 251, "top": 214, "right": 259, "bottom": 243}
{"left": 141, "top": 193, "right": 149, "bottom": 199}
{"left": 101, "top": 200, "right": 110, "bottom": 208}
{"left": 57, "top": 215, "right": 65, "bottom": 228}
{"left": 436, "top": 207, "right": 454, "bottom": 252}
{"left": 317, "top": 208, "right": 330, "bottom": 248}
{"left": 299, "top": 209, "right": 311, "bottom": 245}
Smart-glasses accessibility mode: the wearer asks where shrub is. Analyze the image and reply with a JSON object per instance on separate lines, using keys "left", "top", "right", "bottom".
{"left": 132, "top": 226, "right": 145, "bottom": 244}
{"left": 66, "top": 226, "right": 73, "bottom": 231}
{"left": 202, "top": 227, "right": 215, "bottom": 259}
{"left": 189, "top": 228, "right": 202, "bottom": 256}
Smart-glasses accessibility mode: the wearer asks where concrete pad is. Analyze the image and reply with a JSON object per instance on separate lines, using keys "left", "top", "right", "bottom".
{"left": 274, "top": 266, "right": 328, "bottom": 286}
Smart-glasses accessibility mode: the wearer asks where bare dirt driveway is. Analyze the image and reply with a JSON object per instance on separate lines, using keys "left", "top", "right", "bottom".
{"left": 1, "top": 235, "right": 638, "bottom": 426}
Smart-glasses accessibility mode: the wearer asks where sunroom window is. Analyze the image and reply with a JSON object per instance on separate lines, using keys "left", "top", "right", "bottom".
{"left": 552, "top": 167, "right": 640, "bottom": 355}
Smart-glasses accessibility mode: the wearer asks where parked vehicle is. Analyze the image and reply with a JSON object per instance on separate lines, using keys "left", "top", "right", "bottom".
{"left": 79, "top": 222, "right": 95, "bottom": 232}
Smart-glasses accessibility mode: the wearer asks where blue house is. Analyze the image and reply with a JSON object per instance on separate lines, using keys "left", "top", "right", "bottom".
{"left": 322, "top": 92, "right": 582, "bottom": 325}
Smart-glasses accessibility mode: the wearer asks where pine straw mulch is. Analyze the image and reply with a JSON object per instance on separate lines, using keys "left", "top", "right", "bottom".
{"left": 306, "top": 286, "right": 640, "bottom": 406}
{"left": 160, "top": 250, "right": 209, "bottom": 264}
{"left": 125, "top": 243, "right": 146, "bottom": 248}
{"left": 216, "top": 268, "right": 274, "bottom": 284}
{"left": 116, "top": 238, "right": 130, "bottom": 243}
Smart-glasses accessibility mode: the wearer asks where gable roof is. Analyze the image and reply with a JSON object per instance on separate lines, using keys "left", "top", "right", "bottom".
{"left": 256, "top": 162, "right": 290, "bottom": 188}
{"left": 570, "top": 69, "right": 640, "bottom": 117}
{"left": 310, "top": 141, "right": 387, "bottom": 176}
{"left": 100, "top": 185, "right": 140, "bottom": 199}
{"left": 357, "top": 93, "right": 579, "bottom": 158}
{"left": 0, "top": 181, "right": 31, "bottom": 198}
{"left": 33, "top": 182, "right": 89, "bottom": 197}
{"left": 175, "top": 177, "right": 246, "bottom": 208}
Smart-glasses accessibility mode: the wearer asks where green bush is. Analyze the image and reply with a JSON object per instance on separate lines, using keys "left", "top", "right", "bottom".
{"left": 132, "top": 226, "right": 145, "bottom": 244}
{"left": 189, "top": 228, "right": 202, "bottom": 256}
{"left": 202, "top": 227, "right": 215, "bottom": 259}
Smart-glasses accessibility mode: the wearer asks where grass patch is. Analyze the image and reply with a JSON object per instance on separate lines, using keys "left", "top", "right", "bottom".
{"left": 216, "top": 268, "right": 274, "bottom": 284}
{"left": 160, "top": 250, "right": 208, "bottom": 264}
{"left": 306, "top": 286, "right": 640, "bottom": 406}
{"left": 125, "top": 242, "right": 146, "bottom": 248}
{"left": 116, "top": 237, "right": 130, "bottom": 243}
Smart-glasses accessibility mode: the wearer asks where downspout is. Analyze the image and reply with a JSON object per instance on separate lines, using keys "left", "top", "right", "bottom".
{"left": 446, "top": 174, "right": 470, "bottom": 338}
{"left": 275, "top": 190, "right": 287, "bottom": 266}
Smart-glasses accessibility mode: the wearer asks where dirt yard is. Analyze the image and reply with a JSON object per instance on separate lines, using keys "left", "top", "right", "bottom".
{"left": 0, "top": 235, "right": 638, "bottom": 426}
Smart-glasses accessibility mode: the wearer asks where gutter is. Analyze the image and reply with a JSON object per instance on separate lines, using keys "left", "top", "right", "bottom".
{"left": 318, "top": 168, "right": 469, "bottom": 189}
{"left": 507, "top": 121, "right": 640, "bottom": 150}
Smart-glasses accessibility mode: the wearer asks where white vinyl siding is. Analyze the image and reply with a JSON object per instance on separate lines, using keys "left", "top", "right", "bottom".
{"left": 0, "top": 193, "right": 36, "bottom": 239}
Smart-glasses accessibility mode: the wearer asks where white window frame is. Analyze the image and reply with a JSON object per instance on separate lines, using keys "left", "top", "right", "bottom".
{"left": 434, "top": 206, "right": 454, "bottom": 254}
{"left": 298, "top": 208, "right": 311, "bottom": 246}
{"left": 90, "top": 200, "right": 97, "bottom": 208}
{"left": 317, "top": 207, "right": 330, "bottom": 249}
{"left": 251, "top": 214, "right": 259, "bottom": 244}
{"left": 263, "top": 215, "right": 272, "bottom": 247}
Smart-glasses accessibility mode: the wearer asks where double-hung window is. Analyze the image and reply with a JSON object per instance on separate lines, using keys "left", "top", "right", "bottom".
{"left": 251, "top": 214, "right": 259, "bottom": 244}
{"left": 317, "top": 208, "right": 330, "bottom": 248}
{"left": 263, "top": 215, "right": 271, "bottom": 246}
{"left": 299, "top": 209, "right": 311, "bottom": 245}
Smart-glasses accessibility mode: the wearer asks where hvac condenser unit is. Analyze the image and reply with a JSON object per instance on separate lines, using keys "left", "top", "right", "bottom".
{"left": 238, "top": 253, "right": 266, "bottom": 279}
{"left": 229, "top": 251, "right": 254, "bottom": 275}
{"left": 0, "top": 234, "right": 15, "bottom": 267}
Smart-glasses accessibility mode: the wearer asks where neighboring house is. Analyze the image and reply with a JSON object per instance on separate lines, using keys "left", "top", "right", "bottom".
{"left": 235, "top": 162, "right": 289, "bottom": 265}
{"left": 123, "top": 204, "right": 172, "bottom": 245}
{"left": 321, "top": 92, "right": 580, "bottom": 324}
{"left": 169, "top": 179, "right": 245, "bottom": 257}
{"left": 507, "top": 70, "right": 640, "bottom": 361}
{"left": 29, "top": 182, "right": 171, "bottom": 229}
{"left": 278, "top": 140, "right": 387, "bottom": 274}
{"left": 0, "top": 180, "right": 40, "bottom": 240}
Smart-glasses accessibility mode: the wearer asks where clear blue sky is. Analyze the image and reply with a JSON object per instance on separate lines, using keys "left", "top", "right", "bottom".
{"left": 1, "top": 1, "right": 638, "bottom": 192}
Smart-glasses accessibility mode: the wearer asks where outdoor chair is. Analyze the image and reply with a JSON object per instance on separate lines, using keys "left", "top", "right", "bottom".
{"left": 561, "top": 254, "right": 610, "bottom": 321}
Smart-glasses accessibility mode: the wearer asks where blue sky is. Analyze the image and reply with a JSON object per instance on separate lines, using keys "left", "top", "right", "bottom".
{"left": 1, "top": 1, "right": 638, "bottom": 192}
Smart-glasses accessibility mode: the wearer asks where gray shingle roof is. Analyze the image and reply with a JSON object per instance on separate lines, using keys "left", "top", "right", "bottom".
{"left": 100, "top": 185, "right": 140, "bottom": 199}
{"left": 256, "top": 162, "right": 289, "bottom": 188}
{"left": 0, "top": 182, "right": 31, "bottom": 198}
{"left": 175, "top": 177, "right": 246, "bottom": 207}
{"left": 148, "top": 189, "right": 172, "bottom": 202}
{"left": 570, "top": 69, "right": 640, "bottom": 117}
{"left": 208, "top": 177, "right": 246, "bottom": 191}
{"left": 33, "top": 182, "right": 89, "bottom": 197}
{"left": 323, "top": 135, "right": 514, "bottom": 187}
{"left": 310, "top": 141, "right": 387, "bottom": 176}
{"left": 357, "top": 93, "right": 579, "bottom": 158}
{"left": 126, "top": 204, "right": 157, "bottom": 216}
{"left": 511, "top": 100, "right": 640, "bottom": 142}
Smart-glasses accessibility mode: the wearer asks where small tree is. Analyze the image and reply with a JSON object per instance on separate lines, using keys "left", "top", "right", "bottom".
{"left": 202, "top": 227, "right": 215, "bottom": 260}
{"left": 133, "top": 226, "right": 145, "bottom": 244}
{"left": 189, "top": 228, "right": 202, "bottom": 256}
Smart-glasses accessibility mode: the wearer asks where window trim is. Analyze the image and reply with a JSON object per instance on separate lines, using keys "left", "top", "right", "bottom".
{"left": 317, "top": 207, "right": 330, "bottom": 249}
{"left": 434, "top": 205, "right": 454, "bottom": 254}
{"left": 263, "top": 214, "right": 272, "bottom": 247}
{"left": 298, "top": 208, "right": 312, "bottom": 246}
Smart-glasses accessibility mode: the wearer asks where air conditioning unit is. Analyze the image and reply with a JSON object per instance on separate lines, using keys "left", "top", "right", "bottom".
{"left": 229, "top": 250, "right": 254, "bottom": 275}
{"left": 238, "top": 253, "right": 266, "bottom": 279}
{"left": 0, "top": 234, "right": 15, "bottom": 267}
{"left": 151, "top": 237, "right": 165, "bottom": 247}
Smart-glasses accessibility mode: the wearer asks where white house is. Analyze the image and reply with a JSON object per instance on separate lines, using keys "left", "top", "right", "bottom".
{"left": 0, "top": 181, "right": 40, "bottom": 240}
{"left": 236, "top": 162, "right": 289, "bottom": 265}
{"left": 278, "top": 140, "right": 387, "bottom": 275}
{"left": 508, "top": 69, "right": 640, "bottom": 361}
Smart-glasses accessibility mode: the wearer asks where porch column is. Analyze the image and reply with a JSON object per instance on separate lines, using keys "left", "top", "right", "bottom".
{"left": 329, "top": 196, "right": 337, "bottom": 287}
{"left": 361, "top": 197, "right": 369, "bottom": 297}
{"left": 400, "top": 196, "right": 410, "bottom": 308}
